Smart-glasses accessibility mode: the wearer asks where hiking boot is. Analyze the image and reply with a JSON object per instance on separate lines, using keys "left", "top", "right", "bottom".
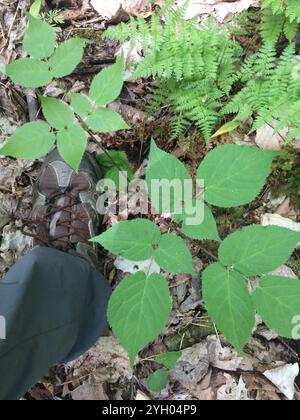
{"left": 25, "top": 148, "right": 103, "bottom": 269}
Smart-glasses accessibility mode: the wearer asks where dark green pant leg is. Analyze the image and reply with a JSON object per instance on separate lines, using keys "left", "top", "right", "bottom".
{"left": 0, "top": 247, "right": 111, "bottom": 400}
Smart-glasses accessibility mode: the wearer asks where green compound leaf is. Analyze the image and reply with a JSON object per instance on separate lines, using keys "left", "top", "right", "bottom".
{"left": 219, "top": 225, "right": 300, "bottom": 276}
{"left": 202, "top": 263, "right": 255, "bottom": 354}
{"left": 108, "top": 271, "right": 172, "bottom": 365}
{"left": 91, "top": 219, "right": 161, "bottom": 261}
{"left": 97, "top": 151, "right": 133, "bottom": 191}
{"left": 146, "top": 140, "right": 192, "bottom": 214}
{"left": 146, "top": 369, "right": 168, "bottom": 393}
{"left": 252, "top": 275, "right": 300, "bottom": 339}
{"left": 155, "top": 351, "right": 182, "bottom": 369}
{"left": 86, "top": 108, "right": 129, "bottom": 132}
{"left": 5, "top": 58, "right": 52, "bottom": 88}
{"left": 70, "top": 93, "right": 92, "bottom": 118}
{"left": 49, "top": 38, "right": 87, "bottom": 78}
{"left": 57, "top": 124, "right": 87, "bottom": 171}
{"left": 197, "top": 145, "right": 276, "bottom": 207}
{"left": 154, "top": 234, "right": 194, "bottom": 274}
{"left": 23, "top": 14, "right": 56, "bottom": 59}
{"left": 175, "top": 202, "right": 220, "bottom": 242}
{"left": 41, "top": 96, "right": 74, "bottom": 130}
{"left": 0, "top": 121, "right": 55, "bottom": 159}
{"left": 92, "top": 219, "right": 194, "bottom": 274}
{"left": 89, "top": 55, "right": 124, "bottom": 106}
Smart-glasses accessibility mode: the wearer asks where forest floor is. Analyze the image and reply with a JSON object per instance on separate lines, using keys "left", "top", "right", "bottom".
{"left": 1, "top": 0, "right": 300, "bottom": 401}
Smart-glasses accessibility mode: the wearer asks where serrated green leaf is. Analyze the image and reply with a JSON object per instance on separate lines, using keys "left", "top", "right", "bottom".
{"left": 155, "top": 351, "right": 182, "bottom": 369}
{"left": 108, "top": 272, "right": 172, "bottom": 365}
{"left": 0, "top": 121, "right": 55, "bottom": 159}
{"left": 23, "top": 14, "right": 56, "bottom": 59}
{"left": 97, "top": 151, "right": 133, "bottom": 191}
{"left": 29, "top": 0, "right": 42, "bottom": 17}
{"left": 202, "top": 263, "right": 255, "bottom": 353}
{"left": 197, "top": 145, "right": 276, "bottom": 207}
{"left": 86, "top": 108, "right": 129, "bottom": 132}
{"left": 211, "top": 120, "right": 240, "bottom": 138}
{"left": 146, "top": 369, "right": 168, "bottom": 393}
{"left": 5, "top": 59, "right": 52, "bottom": 88}
{"left": 175, "top": 202, "right": 220, "bottom": 242}
{"left": 146, "top": 140, "right": 192, "bottom": 214}
{"left": 91, "top": 219, "right": 161, "bottom": 261}
{"left": 253, "top": 275, "right": 300, "bottom": 339}
{"left": 70, "top": 93, "right": 92, "bottom": 118}
{"left": 89, "top": 55, "right": 124, "bottom": 106}
{"left": 57, "top": 124, "right": 87, "bottom": 171}
{"left": 41, "top": 96, "right": 74, "bottom": 129}
{"left": 154, "top": 234, "right": 194, "bottom": 274}
{"left": 219, "top": 225, "right": 300, "bottom": 276}
{"left": 49, "top": 38, "right": 87, "bottom": 78}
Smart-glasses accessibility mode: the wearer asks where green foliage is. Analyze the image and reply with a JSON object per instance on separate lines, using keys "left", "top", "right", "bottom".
{"left": 40, "top": 9, "right": 64, "bottom": 26}
{"left": 3, "top": 27, "right": 129, "bottom": 171}
{"left": 86, "top": 108, "right": 129, "bottom": 132}
{"left": 175, "top": 203, "right": 221, "bottom": 242}
{"left": 146, "top": 140, "right": 191, "bottom": 214}
{"left": 107, "top": 271, "right": 172, "bottom": 365}
{"left": 202, "top": 225, "right": 300, "bottom": 352}
{"left": 24, "top": 14, "right": 56, "bottom": 59}
{"left": 219, "top": 225, "right": 300, "bottom": 276}
{"left": 97, "top": 151, "right": 134, "bottom": 191}
{"left": 41, "top": 96, "right": 74, "bottom": 130}
{"left": 253, "top": 275, "right": 300, "bottom": 338}
{"left": 0, "top": 122, "right": 55, "bottom": 159}
{"left": 147, "top": 141, "right": 275, "bottom": 241}
{"left": 202, "top": 263, "right": 255, "bottom": 353}
{"left": 197, "top": 145, "right": 276, "bottom": 207}
{"left": 261, "top": 0, "right": 300, "bottom": 45}
{"left": 29, "top": 0, "right": 42, "bottom": 17}
{"left": 5, "top": 1, "right": 300, "bottom": 368}
{"left": 105, "top": 6, "right": 240, "bottom": 142}
{"left": 5, "top": 58, "right": 52, "bottom": 88}
{"left": 91, "top": 219, "right": 194, "bottom": 274}
{"left": 70, "top": 93, "right": 92, "bottom": 118}
{"left": 154, "top": 351, "right": 182, "bottom": 369}
{"left": 49, "top": 38, "right": 87, "bottom": 78}
{"left": 89, "top": 55, "right": 125, "bottom": 106}
{"left": 56, "top": 125, "right": 87, "bottom": 172}
{"left": 224, "top": 43, "right": 300, "bottom": 142}
{"left": 146, "top": 369, "right": 168, "bottom": 393}
{"left": 5, "top": 15, "right": 86, "bottom": 88}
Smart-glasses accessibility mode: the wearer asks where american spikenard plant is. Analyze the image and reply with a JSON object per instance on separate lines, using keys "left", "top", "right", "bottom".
{"left": 92, "top": 140, "right": 300, "bottom": 370}
{"left": 1, "top": 14, "right": 129, "bottom": 171}
{"left": 2, "top": 3, "right": 300, "bottom": 394}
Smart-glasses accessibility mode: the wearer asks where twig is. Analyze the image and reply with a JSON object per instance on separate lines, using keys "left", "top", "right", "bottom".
{"left": 25, "top": 89, "right": 39, "bottom": 121}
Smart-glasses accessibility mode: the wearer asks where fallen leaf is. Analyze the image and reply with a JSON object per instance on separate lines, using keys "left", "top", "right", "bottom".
{"left": 114, "top": 256, "right": 161, "bottom": 275}
{"left": 255, "top": 121, "right": 287, "bottom": 150}
{"left": 264, "top": 363, "right": 299, "bottom": 400}
{"left": 177, "top": 0, "right": 259, "bottom": 22}
{"left": 169, "top": 341, "right": 209, "bottom": 385}
{"left": 207, "top": 335, "right": 253, "bottom": 372}
{"left": 67, "top": 336, "right": 133, "bottom": 384}
{"left": 261, "top": 213, "right": 300, "bottom": 247}
{"left": 72, "top": 378, "right": 108, "bottom": 400}
{"left": 135, "top": 390, "right": 150, "bottom": 400}
{"left": 91, "top": 0, "right": 150, "bottom": 19}
{"left": 217, "top": 374, "right": 250, "bottom": 400}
